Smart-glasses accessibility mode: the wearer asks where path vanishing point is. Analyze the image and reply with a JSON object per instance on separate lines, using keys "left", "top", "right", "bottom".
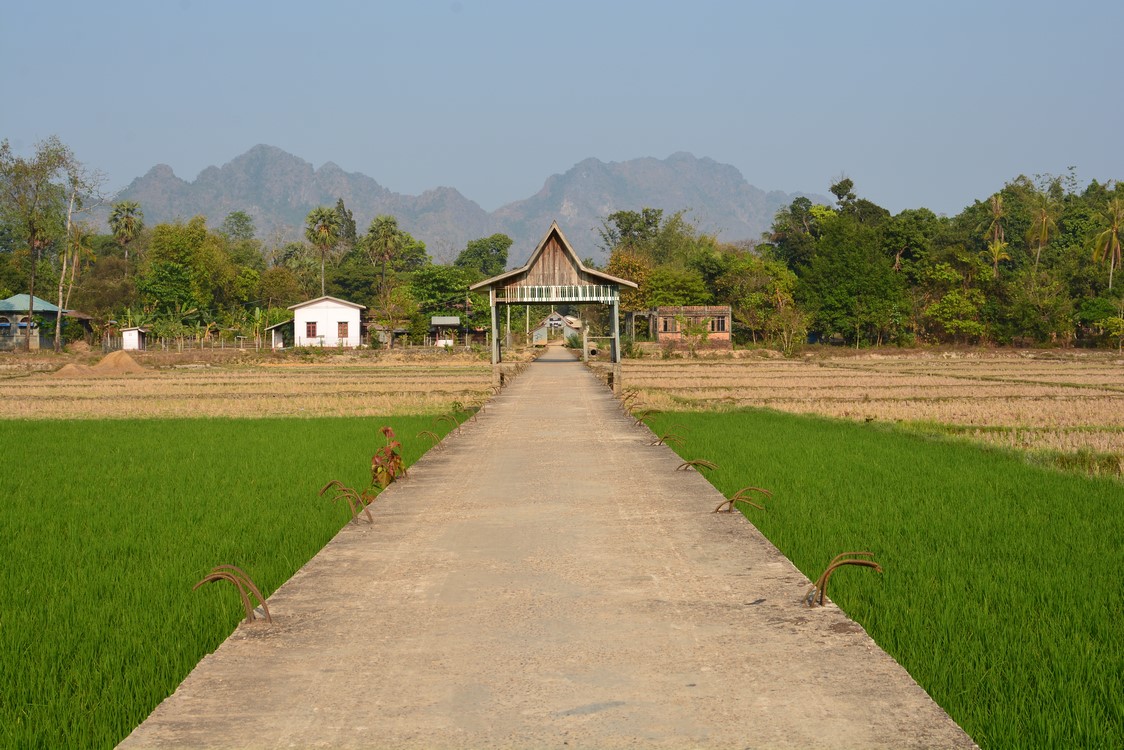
{"left": 119, "top": 346, "right": 976, "bottom": 749}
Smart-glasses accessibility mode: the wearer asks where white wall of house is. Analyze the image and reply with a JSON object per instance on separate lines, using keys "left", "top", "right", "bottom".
{"left": 122, "top": 328, "right": 146, "bottom": 351}
{"left": 290, "top": 297, "right": 364, "bottom": 348}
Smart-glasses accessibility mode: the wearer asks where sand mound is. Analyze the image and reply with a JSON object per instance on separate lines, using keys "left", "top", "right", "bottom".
{"left": 52, "top": 363, "right": 93, "bottom": 378}
{"left": 93, "top": 350, "right": 145, "bottom": 375}
{"left": 52, "top": 351, "right": 146, "bottom": 378}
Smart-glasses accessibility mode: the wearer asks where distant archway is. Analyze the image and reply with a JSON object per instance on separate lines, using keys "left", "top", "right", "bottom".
{"left": 469, "top": 222, "right": 637, "bottom": 391}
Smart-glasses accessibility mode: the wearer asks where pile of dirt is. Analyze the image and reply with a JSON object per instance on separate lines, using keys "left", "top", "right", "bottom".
{"left": 52, "top": 350, "right": 146, "bottom": 378}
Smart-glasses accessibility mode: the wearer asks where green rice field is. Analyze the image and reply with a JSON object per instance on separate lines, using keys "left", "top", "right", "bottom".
{"left": 0, "top": 416, "right": 454, "bottom": 749}
{"left": 648, "top": 409, "right": 1123, "bottom": 749}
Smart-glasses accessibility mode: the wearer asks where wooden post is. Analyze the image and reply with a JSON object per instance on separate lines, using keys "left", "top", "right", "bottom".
{"left": 611, "top": 299, "right": 622, "bottom": 394}
{"left": 490, "top": 290, "right": 500, "bottom": 385}
{"left": 582, "top": 324, "right": 588, "bottom": 363}
{"left": 506, "top": 304, "right": 511, "bottom": 349}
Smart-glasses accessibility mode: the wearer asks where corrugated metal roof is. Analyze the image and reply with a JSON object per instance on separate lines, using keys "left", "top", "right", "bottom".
{"left": 431, "top": 316, "right": 460, "bottom": 326}
{"left": 0, "top": 294, "right": 63, "bottom": 313}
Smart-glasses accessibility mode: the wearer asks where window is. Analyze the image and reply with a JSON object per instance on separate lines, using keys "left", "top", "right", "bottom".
{"left": 338, "top": 321, "right": 348, "bottom": 338}
{"left": 306, "top": 321, "right": 317, "bottom": 338}
{"left": 710, "top": 317, "right": 727, "bottom": 333}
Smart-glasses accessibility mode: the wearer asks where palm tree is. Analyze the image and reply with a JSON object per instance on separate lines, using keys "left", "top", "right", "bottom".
{"left": 1028, "top": 190, "right": 1059, "bottom": 274}
{"left": 1092, "top": 198, "right": 1124, "bottom": 290}
{"left": 982, "top": 238, "right": 1010, "bottom": 279}
{"left": 108, "top": 201, "right": 144, "bottom": 278}
{"left": 304, "top": 206, "right": 340, "bottom": 296}
{"left": 980, "top": 193, "right": 1006, "bottom": 245}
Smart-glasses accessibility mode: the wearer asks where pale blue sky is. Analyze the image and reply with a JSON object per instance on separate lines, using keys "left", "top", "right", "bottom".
{"left": 2, "top": 0, "right": 1120, "bottom": 216}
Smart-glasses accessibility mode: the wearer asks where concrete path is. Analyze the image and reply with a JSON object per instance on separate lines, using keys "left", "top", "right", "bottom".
{"left": 120, "top": 346, "right": 976, "bottom": 749}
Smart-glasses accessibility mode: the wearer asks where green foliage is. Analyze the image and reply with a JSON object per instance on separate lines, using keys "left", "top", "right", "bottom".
{"left": 219, "top": 210, "right": 254, "bottom": 242}
{"left": 409, "top": 263, "right": 471, "bottom": 314}
{"left": 924, "top": 288, "right": 986, "bottom": 342}
{"left": 646, "top": 266, "right": 710, "bottom": 306}
{"left": 454, "top": 233, "right": 511, "bottom": 277}
{"left": 650, "top": 410, "right": 1124, "bottom": 750}
{"left": 799, "top": 214, "right": 908, "bottom": 345}
{"left": 0, "top": 416, "right": 459, "bottom": 748}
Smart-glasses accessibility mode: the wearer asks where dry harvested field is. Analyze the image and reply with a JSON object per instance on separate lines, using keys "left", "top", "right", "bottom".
{"left": 599, "top": 351, "right": 1124, "bottom": 470}
{"left": 1, "top": 350, "right": 496, "bottom": 419}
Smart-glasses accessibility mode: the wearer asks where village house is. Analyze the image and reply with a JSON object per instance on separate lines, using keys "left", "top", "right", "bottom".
{"left": 650, "top": 305, "right": 732, "bottom": 349}
{"left": 271, "top": 296, "right": 366, "bottom": 348}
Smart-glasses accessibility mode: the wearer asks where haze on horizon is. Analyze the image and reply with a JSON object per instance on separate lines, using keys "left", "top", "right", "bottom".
{"left": 2, "top": 0, "right": 1121, "bottom": 218}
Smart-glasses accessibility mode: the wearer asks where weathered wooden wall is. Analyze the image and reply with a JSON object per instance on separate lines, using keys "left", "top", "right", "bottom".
{"left": 509, "top": 235, "right": 587, "bottom": 287}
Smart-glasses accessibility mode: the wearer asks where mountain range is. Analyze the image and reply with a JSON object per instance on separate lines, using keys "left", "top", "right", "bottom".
{"left": 109, "top": 145, "right": 824, "bottom": 265}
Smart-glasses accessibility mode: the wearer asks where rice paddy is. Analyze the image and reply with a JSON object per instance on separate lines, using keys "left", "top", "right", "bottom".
{"left": 0, "top": 415, "right": 461, "bottom": 748}
{"left": 642, "top": 403, "right": 1124, "bottom": 749}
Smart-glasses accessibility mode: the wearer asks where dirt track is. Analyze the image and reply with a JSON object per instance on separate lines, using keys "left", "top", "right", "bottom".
{"left": 118, "top": 346, "right": 976, "bottom": 749}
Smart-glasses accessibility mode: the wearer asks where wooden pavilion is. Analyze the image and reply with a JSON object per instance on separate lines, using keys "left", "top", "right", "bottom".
{"left": 469, "top": 222, "right": 637, "bottom": 390}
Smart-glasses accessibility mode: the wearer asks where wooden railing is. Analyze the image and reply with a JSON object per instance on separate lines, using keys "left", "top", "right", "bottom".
{"left": 496, "top": 284, "right": 618, "bottom": 303}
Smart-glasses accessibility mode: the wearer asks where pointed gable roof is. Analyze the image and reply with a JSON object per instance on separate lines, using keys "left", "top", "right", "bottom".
{"left": 469, "top": 221, "right": 637, "bottom": 291}
{"left": 288, "top": 295, "right": 366, "bottom": 311}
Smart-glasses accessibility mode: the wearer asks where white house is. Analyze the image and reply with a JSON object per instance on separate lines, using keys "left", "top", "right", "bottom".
{"left": 121, "top": 327, "right": 148, "bottom": 351}
{"left": 290, "top": 296, "right": 365, "bottom": 348}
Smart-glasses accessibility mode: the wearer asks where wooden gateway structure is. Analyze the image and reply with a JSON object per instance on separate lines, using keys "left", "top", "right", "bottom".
{"left": 470, "top": 221, "right": 637, "bottom": 390}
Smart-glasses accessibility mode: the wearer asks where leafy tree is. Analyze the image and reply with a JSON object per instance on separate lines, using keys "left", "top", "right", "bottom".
{"left": 257, "top": 265, "right": 303, "bottom": 308}
{"left": 800, "top": 215, "right": 907, "bottom": 346}
{"left": 220, "top": 210, "right": 254, "bottom": 242}
{"left": 409, "top": 264, "right": 472, "bottom": 314}
{"left": 454, "top": 233, "right": 511, "bottom": 278}
{"left": 304, "top": 206, "right": 340, "bottom": 296}
{"left": 1005, "top": 270, "right": 1074, "bottom": 343}
{"left": 598, "top": 208, "right": 663, "bottom": 251}
{"left": 0, "top": 136, "right": 75, "bottom": 343}
{"left": 764, "top": 196, "right": 821, "bottom": 272}
{"left": 645, "top": 266, "right": 710, "bottom": 306}
{"left": 923, "top": 288, "right": 986, "bottom": 342}
{"left": 1092, "top": 198, "right": 1124, "bottom": 290}
{"left": 138, "top": 217, "right": 209, "bottom": 311}
{"left": 713, "top": 252, "right": 798, "bottom": 345}
{"left": 362, "top": 215, "right": 428, "bottom": 348}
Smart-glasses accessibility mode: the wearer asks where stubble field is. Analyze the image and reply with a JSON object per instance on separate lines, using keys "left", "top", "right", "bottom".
{"left": 1, "top": 354, "right": 495, "bottom": 420}
{"left": 602, "top": 351, "right": 1124, "bottom": 474}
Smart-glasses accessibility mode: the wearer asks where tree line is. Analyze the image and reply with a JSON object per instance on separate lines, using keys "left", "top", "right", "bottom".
{"left": 3, "top": 135, "right": 1123, "bottom": 352}
{"left": 598, "top": 173, "right": 1124, "bottom": 351}
{"left": 0, "top": 137, "right": 515, "bottom": 349}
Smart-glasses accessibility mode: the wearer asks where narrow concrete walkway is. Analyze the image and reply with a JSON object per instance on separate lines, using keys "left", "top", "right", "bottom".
{"left": 120, "top": 346, "right": 975, "bottom": 749}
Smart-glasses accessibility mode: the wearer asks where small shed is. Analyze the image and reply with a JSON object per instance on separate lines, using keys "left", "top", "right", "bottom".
{"left": 532, "top": 312, "right": 582, "bottom": 346}
{"left": 651, "top": 305, "right": 732, "bottom": 348}
{"left": 431, "top": 316, "right": 460, "bottom": 347}
{"left": 265, "top": 320, "right": 292, "bottom": 349}
{"left": 289, "top": 296, "right": 366, "bottom": 348}
{"left": 121, "top": 327, "right": 148, "bottom": 351}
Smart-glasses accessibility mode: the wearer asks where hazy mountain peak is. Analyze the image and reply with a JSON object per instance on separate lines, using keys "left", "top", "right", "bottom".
{"left": 112, "top": 145, "right": 824, "bottom": 264}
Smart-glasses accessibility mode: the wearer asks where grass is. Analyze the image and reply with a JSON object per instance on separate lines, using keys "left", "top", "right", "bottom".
{"left": 647, "top": 408, "right": 1124, "bottom": 750}
{"left": 0, "top": 415, "right": 458, "bottom": 749}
